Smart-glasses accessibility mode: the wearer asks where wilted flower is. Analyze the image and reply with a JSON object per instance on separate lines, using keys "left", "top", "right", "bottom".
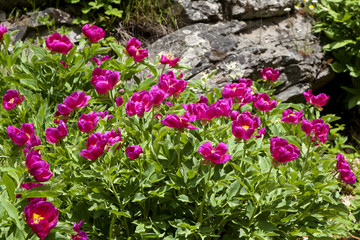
{"left": 24, "top": 200, "right": 59, "bottom": 240}
{"left": 126, "top": 37, "right": 148, "bottom": 61}
{"left": 78, "top": 112, "right": 100, "bottom": 133}
{"left": 71, "top": 220, "right": 88, "bottom": 240}
{"left": 336, "top": 153, "right": 356, "bottom": 184}
{"left": 2, "top": 89, "right": 24, "bottom": 110}
{"left": 254, "top": 93, "right": 278, "bottom": 112}
{"left": 125, "top": 145, "right": 143, "bottom": 159}
{"left": 0, "top": 24, "right": 8, "bottom": 40}
{"left": 25, "top": 150, "right": 53, "bottom": 182}
{"left": 231, "top": 111, "right": 261, "bottom": 140}
{"left": 198, "top": 142, "right": 231, "bottom": 165}
{"left": 45, "top": 33, "right": 73, "bottom": 54}
{"left": 281, "top": 109, "right": 304, "bottom": 124}
{"left": 270, "top": 136, "right": 300, "bottom": 166}
{"left": 301, "top": 118, "right": 329, "bottom": 143}
{"left": 45, "top": 121, "right": 68, "bottom": 144}
{"left": 161, "top": 112, "right": 198, "bottom": 132}
{"left": 303, "top": 89, "right": 329, "bottom": 110}
{"left": 16, "top": 182, "right": 46, "bottom": 202}
{"left": 82, "top": 24, "right": 105, "bottom": 43}
{"left": 160, "top": 54, "right": 180, "bottom": 67}
{"left": 261, "top": 67, "right": 279, "bottom": 81}
{"left": 125, "top": 90, "right": 153, "bottom": 117}
{"left": 80, "top": 132, "right": 108, "bottom": 160}
{"left": 91, "top": 67, "right": 120, "bottom": 95}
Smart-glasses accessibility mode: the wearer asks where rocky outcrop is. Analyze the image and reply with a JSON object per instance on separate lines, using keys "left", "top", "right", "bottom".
{"left": 149, "top": 13, "right": 333, "bottom": 101}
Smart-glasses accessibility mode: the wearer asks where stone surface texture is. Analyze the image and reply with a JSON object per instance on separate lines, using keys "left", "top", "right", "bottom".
{"left": 149, "top": 0, "right": 333, "bottom": 101}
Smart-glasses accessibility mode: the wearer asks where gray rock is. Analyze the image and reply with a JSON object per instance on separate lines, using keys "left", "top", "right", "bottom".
{"left": 0, "top": 11, "right": 6, "bottom": 22}
{"left": 27, "top": 8, "right": 72, "bottom": 28}
{"left": 148, "top": 14, "right": 334, "bottom": 101}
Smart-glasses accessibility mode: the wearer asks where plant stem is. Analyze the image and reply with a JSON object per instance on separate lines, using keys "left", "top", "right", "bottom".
{"left": 110, "top": 179, "right": 130, "bottom": 237}
{"left": 249, "top": 166, "right": 273, "bottom": 226}
{"left": 301, "top": 139, "right": 312, "bottom": 178}
{"left": 198, "top": 166, "right": 212, "bottom": 223}
{"left": 176, "top": 132, "right": 181, "bottom": 169}
{"left": 109, "top": 213, "right": 116, "bottom": 239}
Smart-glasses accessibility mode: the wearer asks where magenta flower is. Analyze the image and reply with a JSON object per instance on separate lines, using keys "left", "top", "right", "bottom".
{"left": 54, "top": 111, "right": 67, "bottom": 125}
{"left": 90, "top": 55, "right": 111, "bottom": 66}
{"left": 198, "top": 142, "right": 231, "bottom": 165}
{"left": 71, "top": 220, "right": 88, "bottom": 240}
{"left": 254, "top": 93, "right": 278, "bottom": 112}
{"left": 24, "top": 200, "right": 59, "bottom": 240}
{"left": 60, "top": 60, "right": 68, "bottom": 68}
{"left": 56, "top": 91, "right": 91, "bottom": 117}
{"left": 197, "top": 96, "right": 208, "bottom": 104}
{"left": 2, "top": 89, "right": 24, "bottom": 110}
{"left": 160, "top": 54, "right": 180, "bottom": 67}
{"left": 125, "top": 90, "right": 153, "bottom": 117}
{"left": 45, "top": 121, "right": 68, "bottom": 144}
{"left": 231, "top": 111, "right": 261, "bottom": 140}
{"left": 281, "top": 109, "right": 304, "bottom": 124}
{"left": 45, "top": 33, "right": 73, "bottom": 54}
{"left": 116, "top": 95, "right": 123, "bottom": 107}
{"left": 270, "top": 136, "right": 300, "bottom": 165}
{"left": 91, "top": 67, "right": 120, "bottom": 95}
{"left": 125, "top": 145, "right": 143, "bottom": 159}
{"left": 303, "top": 89, "right": 330, "bottom": 110}
{"left": 7, "top": 123, "right": 36, "bottom": 146}
{"left": 150, "top": 85, "right": 166, "bottom": 107}
{"left": 161, "top": 113, "right": 198, "bottom": 132}
{"left": 155, "top": 113, "right": 162, "bottom": 120}
{"left": 23, "top": 135, "right": 42, "bottom": 153}
{"left": 301, "top": 118, "right": 329, "bottom": 143}
{"left": 238, "top": 77, "right": 253, "bottom": 87}
{"left": 222, "top": 83, "right": 253, "bottom": 107}
{"left": 80, "top": 132, "right": 108, "bottom": 160}
{"left": 104, "top": 128, "right": 121, "bottom": 150}
{"left": 230, "top": 110, "right": 240, "bottom": 121}
{"left": 97, "top": 110, "right": 113, "bottom": 121}
{"left": 25, "top": 150, "right": 53, "bottom": 182}
{"left": 336, "top": 153, "right": 356, "bottom": 184}
{"left": 78, "top": 112, "right": 100, "bottom": 133}
{"left": 0, "top": 24, "right": 8, "bottom": 40}
{"left": 16, "top": 182, "right": 46, "bottom": 202}
{"left": 183, "top": 102, "right": 215, "bottom": 125}
{"left": 126, "top": 37, "right": 148, "bottom": 61}
{"left": 211, "top": 98, "right": 233, "bottom": 118}
{"left": 261, "top": 67, "right": 279, "bottom": 81}
{"left": 157, "top": 70, "right": 187, "bottom": 98}
{"left": 254, "top": 127, "right": 266, "bottom": 138}
{"left": 165, "top": 101, "right": 173, "bottom": 107}
{"left": 82, "top": 24, "right": 105, "bottom": 43}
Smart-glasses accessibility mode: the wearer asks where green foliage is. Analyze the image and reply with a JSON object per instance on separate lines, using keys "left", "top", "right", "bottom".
{"left": 312, "top": 0, "right": 360, "bottom": 108}
{"left": 0, "top": 26, "right": 358, "bottom": 239}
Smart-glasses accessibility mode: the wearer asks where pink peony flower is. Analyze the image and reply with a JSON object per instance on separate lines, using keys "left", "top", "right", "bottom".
{"left": 125, "top": 90, "right": 153, "bottom": 117}
{"left": 56, "top": 91, "right": 91, "bottom": 117}
{"left": 104, "top": 128, "right": 121, "bottom": 150}
{"left": 183, "top": 102, "right": 216, "bottom": 124}
{"left": 157, "top": 70, "right": 187, "bottom": 98}
{"left": 45, "top": 121, "right": 68, "bottom": 144}
{"left": 80, "top": 132, "right": 108, "bottom": 161}
{"left": 25, "top": 150, "right": 53, "bottom": 182}
{"left": 16, "top": 182, "right": 46, "bottom": 202}
{"left": 270, "top": 136, "right": 300, "bottom": 164}
{"left": 165, "top": 101, "right": 173, "bottom": 107}
{"left": 161, "top": 112, "right": 198, "bottom": 132}
{"left": 197, "top": 96, "right": 208, "bottom": 104}
{"left": 115, "top": 95, "right": 123, "bottom": 107}
{"left": 126, "top": 37, "right": 148, "bottom": 61}
{"left": 91, "top": 67, "right": 120, "bottom": 95}
{"left": 7, "top": 123, "right": 36, "bottom": 146}
{"left": 82, "top": 24, "right": 105, "bottom": 43}
{"left": 301, "top": 118, "right": 329, "bottom": 143}
{"left": 254, "top": 127, "right": 266, "bottom": 138}
{"left": 97, "top": 110, "right": 113, "bottom": 121}
{"left": 78, "top": 112, "right": 100, "bottom": 133}
{"left": 2, "top": 89, "right": 24, "bottom": 110}
{"left": 0, "top": 24, "right": 8, "bottom": 40}
{"left": 89, "top": 55, "right": 111, "bottom": 66}
{"left": 155, "top": 113, "right": 162, "bottom": 120}
{"left": 45, "top": 33, "right": 73, "bottom": 54}
{"left": 150, "top": 85, "right": 166, "bottom": 107}
{"left": 222, "top": 83, "right": 253, "bottom": 107}
{"left": 160, "top": 54, "right": 180, "bottom": 67}
{"left": 231, "top": 111, "right": 261, "bottom": 140}
{"left": 254, "top": 93, "right": 278, "bottom": 112}
{"left": 238, "top": 77, "right": 253, "bottom": 87}
{"left": 24, "top": 200, "right": 59, "bottom": 240}
{"left": 125, "top": 145, "right": 143, "bottom": 159}
{"left": 261, "top": 67, "right": 279, "bottom": 81}
{"left": 303, "top": 89, "right": 329, "bottom": 110}
{"left": 336, "top": 153, "right": 356, "bottom": 184}
{"left": 281, "top": 109, "right": 304, "bottom": 124}
{"left": 71, "top": 220, "right": 88, "bottom": 240}
{"left": 211, "top": 98, "right": 233, "bottom": 118}
{"left": 198, "top": 142, "right": 231, "bottom": 165}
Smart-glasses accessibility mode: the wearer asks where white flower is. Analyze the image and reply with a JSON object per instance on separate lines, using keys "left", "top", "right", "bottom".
{"left": 309, "top": 5, "right": 314, "bottom": 10}
{"left": 295, "top": 5, "right": 300, "bottom": 10}
{"left": 284, "top": 8, "right": 291, "bottom": 12}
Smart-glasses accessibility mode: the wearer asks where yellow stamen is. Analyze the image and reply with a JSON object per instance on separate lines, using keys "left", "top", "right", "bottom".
{"left": 242, "top": 125, "right": 250, "bottom": 131}
{"left": 8, "top": 98, "right": 15, "bottom": 103}
{"left": 32, "top": 213, "right": 45, "bottom": 224}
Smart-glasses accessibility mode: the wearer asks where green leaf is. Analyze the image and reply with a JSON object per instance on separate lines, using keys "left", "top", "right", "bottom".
{"left": 323, "top": 40, "right": 356, "bottom": 51}
{"left": 2, "top": 173, "right": 16, "bottom": 202}
{"left": 53, "top": 222, "right": 76, "bottom": 235}
{"left": 226, "top": 180, "right": 241, "bottom": 199}
{"left": 20, "top": 78, "right": 40, "bottom": 91}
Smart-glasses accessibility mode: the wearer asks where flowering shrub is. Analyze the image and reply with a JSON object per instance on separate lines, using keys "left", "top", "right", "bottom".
{"left": 0, "top": 25, "right": 359, "bottom": 240}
